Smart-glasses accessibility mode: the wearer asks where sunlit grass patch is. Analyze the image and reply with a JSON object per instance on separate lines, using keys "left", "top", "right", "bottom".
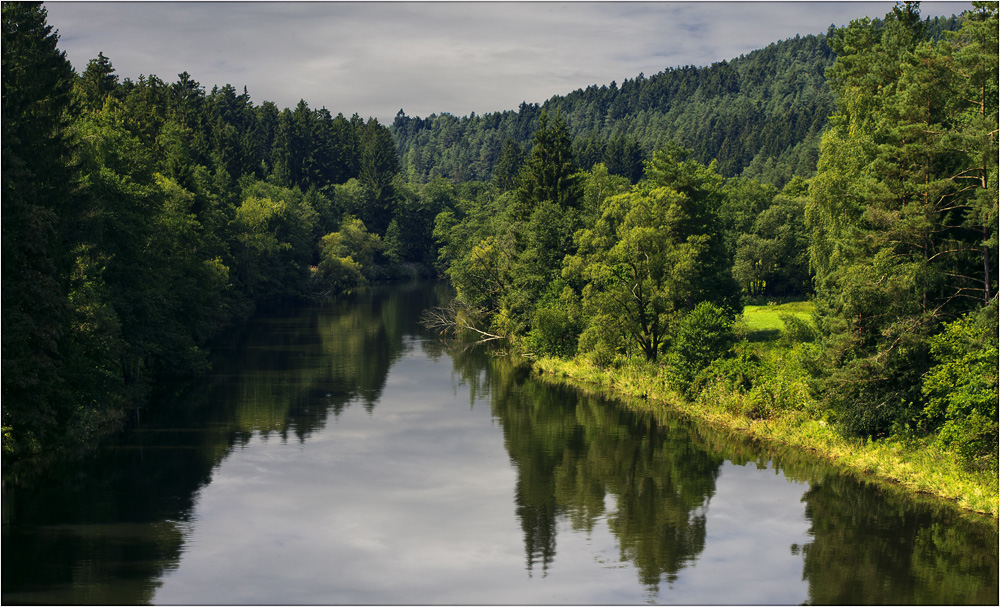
{"left": 739, "top": 300, "right": 815, "bottom": 343}
{"left": 742, "top": 300, "right": 815, "bottom": 330}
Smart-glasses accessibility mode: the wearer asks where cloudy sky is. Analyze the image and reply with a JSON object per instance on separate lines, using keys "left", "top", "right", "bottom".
{"left": 45, "top": 1, "right": 972, "bottom": 122}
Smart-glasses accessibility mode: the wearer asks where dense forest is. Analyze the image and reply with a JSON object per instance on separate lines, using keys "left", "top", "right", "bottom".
{"left": 2, "top": 1, "right": 456, "bottom": 457}
{"left": 392, "top": 33, "right": 836, "bottom": 188}
{"left": 2, "top": 1, "right": 997, "bottom": 478}
{"left": 391, "top": 13, "right": 962, "bottom": 188}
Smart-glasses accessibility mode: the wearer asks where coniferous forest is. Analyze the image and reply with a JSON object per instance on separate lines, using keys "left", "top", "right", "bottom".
{"left": 2, "top": 0, "right": 997, "bottom": 499}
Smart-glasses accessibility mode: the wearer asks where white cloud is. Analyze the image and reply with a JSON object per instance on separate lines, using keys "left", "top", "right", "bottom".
{"left": 44, "top": 1, "right": 972, "bottom": 121}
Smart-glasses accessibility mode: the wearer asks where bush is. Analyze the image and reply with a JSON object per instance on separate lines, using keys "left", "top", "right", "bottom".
{"left": 693, "top": 344, "right": 811, "bottom": 420}
{"left": 316, "top": 254, "right": 365, "bottom": 292}
{"left": 922, "top": 308, "right": 999, "bottom": 468}
{"left": 667, "top": 301, "right": 738, "bottom": 393}
{"left": 525, "top": 285, "right": 582, "bottom": 357}
{"left": 779, "top": 312, "right": 816, "bottom": 345}
{"left": 691, "top": 345, "right": 762, "bottom": 395}
{"left": 577, "top": 313, "right": 624, "bottom": 367}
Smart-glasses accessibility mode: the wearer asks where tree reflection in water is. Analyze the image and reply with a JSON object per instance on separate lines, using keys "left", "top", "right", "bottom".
{"left": 447, "top": 348, "right": 724, "bottom": 593}
{"left": 446, "top": 345, "right": 998, "bottom": 600}
{"left": 798, "top": 473, "right": 998, "bottom": 605}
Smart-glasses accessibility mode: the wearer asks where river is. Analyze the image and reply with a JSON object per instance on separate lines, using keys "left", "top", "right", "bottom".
{"left": 2, "top": 282, "right": 997, "bottom": 605}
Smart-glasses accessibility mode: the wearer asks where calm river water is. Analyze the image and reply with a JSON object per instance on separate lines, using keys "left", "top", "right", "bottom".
{"left": 3, "top": 282, "right": 997, "bottom": 605}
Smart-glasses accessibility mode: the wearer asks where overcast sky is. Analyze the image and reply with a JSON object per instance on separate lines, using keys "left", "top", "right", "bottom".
{"left": 44, "top": 1, "right": 972, "bottom": 122}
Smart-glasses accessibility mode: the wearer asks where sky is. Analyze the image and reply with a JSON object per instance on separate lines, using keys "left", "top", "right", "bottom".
{"left": 44, "top": 1, "right": 973, "bottom": 123}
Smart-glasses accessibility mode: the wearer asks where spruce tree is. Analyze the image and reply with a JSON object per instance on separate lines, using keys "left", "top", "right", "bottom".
{"left": 2, "top": 1, "right": 80, "bottom": 452}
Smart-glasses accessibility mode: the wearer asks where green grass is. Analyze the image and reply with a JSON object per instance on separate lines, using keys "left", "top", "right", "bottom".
{"left": 742, "top": 300, "right": 815, "bottom": 329}
{"left": 738, "top": 300, "right": 815, "bottom": 343}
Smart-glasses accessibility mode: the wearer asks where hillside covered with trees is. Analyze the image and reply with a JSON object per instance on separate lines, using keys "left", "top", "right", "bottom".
{"left": 392, "top": 13, "right": 962, "bottom": 189}
{"left": 2, "top": 1, "right": 455, "bottom": 458}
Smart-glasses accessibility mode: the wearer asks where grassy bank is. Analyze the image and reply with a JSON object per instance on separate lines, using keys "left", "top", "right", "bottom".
{"left": 532, "top": 302, "right": 999, "bottom": 519}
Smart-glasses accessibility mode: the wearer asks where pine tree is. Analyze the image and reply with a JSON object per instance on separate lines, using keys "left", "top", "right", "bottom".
{"left": 2, "top": 1, "right": 80, "bottom": 452}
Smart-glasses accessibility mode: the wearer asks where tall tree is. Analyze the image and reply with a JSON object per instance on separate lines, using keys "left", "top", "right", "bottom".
{"left": 356, "top": 117, "right": 400, "bottom": 235}
{"left": 644, "top": 143, "right": 741, "bottom": 312}
{"left": 806, "top": 2, "right": 999, "bottom": 438}
{"left": 2, "top": 1, "right": 81, "bottom": 450}
{"left": 943, "top": 1, "right": 999, "bottom": 303}
{"left": 77, "top": 51, "right": 118, "bottom": 111}
{"left": 491, "top": 138, "right": 525, "bottom": 192}
{"left": 566, "top": 150, "right": 736, "bottom": 362}
{"left": 514, "top": 110, "right": 581, "bottom": 218}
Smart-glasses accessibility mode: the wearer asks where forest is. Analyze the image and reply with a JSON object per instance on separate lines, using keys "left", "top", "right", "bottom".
{"left": 392, "top": 12, "right": 961, "bottom": 188}
{"left": 2, "top": 1, "right": 997, "bottom": 484}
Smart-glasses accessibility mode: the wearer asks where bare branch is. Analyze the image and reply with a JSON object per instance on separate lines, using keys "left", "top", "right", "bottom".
{"left": 420, "top": 298, "right": 506, "bottom": 343}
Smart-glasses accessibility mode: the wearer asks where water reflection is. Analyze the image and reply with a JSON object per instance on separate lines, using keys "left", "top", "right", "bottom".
{"left": 482, "top": 357, "right": 723, "bottom": 591}
{"left": 448, "top": 346, "right": 998, "bottom": 601}
{"left": 2, "top": 283, "right": 450, "bottom": 605}
{"left": 799, "top": 473, "right": 998, "bottom": 605}
{"left": 2, "top": 282, "right": 997, "bottom": 605}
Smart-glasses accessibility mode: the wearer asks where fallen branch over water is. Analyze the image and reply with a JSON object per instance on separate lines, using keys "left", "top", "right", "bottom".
{"left": 420, "top": 298, "right": 506, "bottom": 343}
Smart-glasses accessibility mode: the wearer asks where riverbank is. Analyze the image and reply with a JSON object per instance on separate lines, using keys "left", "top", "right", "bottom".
{"left": 530, "top": 305, "right": 999, "bottom": 519}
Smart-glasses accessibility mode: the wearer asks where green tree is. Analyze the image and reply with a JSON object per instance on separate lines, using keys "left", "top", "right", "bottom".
{"left": 644, "top": 144, "right": 741, "bottom": 312}
{"left": 357, "top": 117, "right": 400, "bottom": 235}
{"left": 491, "top": 138, "right": 524, "bottom": 192}
{"left": 514, "top": 110, "right": 581, "bottom": 219}
{"left": 943, "top": 1, "right": 999, "bottom": 303}
{"left": 733, "top": 193, "right": 810, "bottom": 297}
{"left": 567, "top": 185, "right": 714, "bottom": 362}
{"left": 230, "top": 181, "right": 317, "bottom": 301}
{"left": 315, "top": 216, "right": 382, "bottom": 293}
{"left": 382, "top": 218, "right": 404, "bottom": 264}
{"left": 666, "top": 301, "right": 738, "bottom": 392}
{"left": 806, "top": 2, "right": 998, "bottom": 438}
{"left": 2, "top": 0, "right": 81, "bottom": 453}
{"left": 921, "top": 306, "right": 999, "bottom": 466}
{"left": 77, "top": 51, "right": 119, "bottom": 112}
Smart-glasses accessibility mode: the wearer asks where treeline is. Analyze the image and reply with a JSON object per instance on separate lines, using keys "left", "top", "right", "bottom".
{"left": 393, "top": 33, "right": 835, "bottom": 188}
{"left": 393, "top": 14, "right": 962, "bottom": 190}
{"left": 434, "top": 2, "right": 998, "bottom": 468}
{"left": 0, "top": 1, "right": 455, "bottom": 459}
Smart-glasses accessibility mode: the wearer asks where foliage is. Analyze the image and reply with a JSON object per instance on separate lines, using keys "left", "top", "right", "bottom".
{"left": 0, "top": 2, "right": 438, "bottom": 460}
{"left": 316, "top": 216, "right": 383, "bottom": 292}
{"left": 666, "top": 302, "right": 738, "bottom": 393}
{"left": 569, "top": 185, "right": 702, "bottom": 362}
{"left": 3, "top": 1, "right": 88, "bottom": 452}
{"left": 434, "top": 112, "right": 585, "bottom": 339}
{"left": 806, "top": 1, "right": 998, "bottom": 439}
{"left": 921, "top": 306, "right": 999, "bottom": 467}
{"left": 524, "top": 282, "right": 583, "bottom": 357}
{"left": 779, "top": 312, "right": 817, "bottom": 345}
{"left": 5, "top": 0, "right": 994, "bottom": 496}
{"left": 393, "top": 33, "right": 843, "bottom": 187}
{"left": 732, "top": 192, "right": 811, "bottom": 297}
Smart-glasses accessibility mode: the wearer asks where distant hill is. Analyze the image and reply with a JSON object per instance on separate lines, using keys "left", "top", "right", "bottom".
{"left": 391, "top": 14, "right": 963, "bottom": 188}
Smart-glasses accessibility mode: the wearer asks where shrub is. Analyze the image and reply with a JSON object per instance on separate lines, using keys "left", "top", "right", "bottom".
{"left": 779, "top": 312, "right": 816, "bottom": 345}
{"left": 691, "top": 345, "right": 762, "bottom": 395}
{"left": 667, "top": 301, "right": 738, "bottom": 393}
{"left": 577, "top": 313, "right": 624, "bottom": 367}
{"left": 525, "top": 285, "right": 582, "bottom": 357}
{"left": 922, "top": 308, "right": 999, "bottom": 468}
{"left": 316, "top": 254, "right": 365, "bottom": 292}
